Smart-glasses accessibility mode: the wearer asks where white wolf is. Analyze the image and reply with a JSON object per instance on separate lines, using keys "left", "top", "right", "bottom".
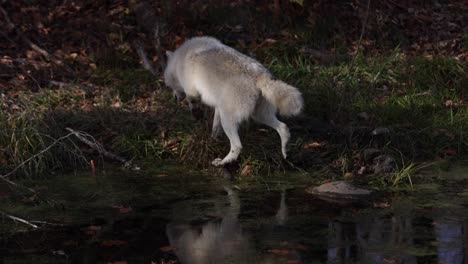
{"left": 164, "top": 37, "right": 303, "bottom": 166}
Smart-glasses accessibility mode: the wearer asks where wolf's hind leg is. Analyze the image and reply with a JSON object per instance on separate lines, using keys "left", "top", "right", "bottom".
{"left": 173, "top": 90, "right": 186, "bottom": 103}
{"left": 253, "top": 104, "right": 290, "bottom": 159}
{"left": 211, "top": 108, "right": 222, "bottom": 138}
{"left": 211, "top": 112, "right": 242, "bottom": 167}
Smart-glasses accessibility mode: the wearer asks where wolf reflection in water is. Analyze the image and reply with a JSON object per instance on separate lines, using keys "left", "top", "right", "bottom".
{"left": 165, "top": 188, "right": 466, "bottom": 264}
{"left": 166, "top": 187, "right": 291, "bottom": 264}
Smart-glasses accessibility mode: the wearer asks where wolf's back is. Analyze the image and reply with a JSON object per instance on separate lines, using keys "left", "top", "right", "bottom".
{"left": 256, "top": 75, "right": 303, "bottom": 116}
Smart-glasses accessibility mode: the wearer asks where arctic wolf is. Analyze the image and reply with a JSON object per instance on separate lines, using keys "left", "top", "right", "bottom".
{"left": 164, "top": 37, "right": 303, "bottom": 166}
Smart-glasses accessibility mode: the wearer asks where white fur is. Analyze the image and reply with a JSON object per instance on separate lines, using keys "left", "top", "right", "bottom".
{"left": 164, "top": 37, "right": 303, "bottom": 166}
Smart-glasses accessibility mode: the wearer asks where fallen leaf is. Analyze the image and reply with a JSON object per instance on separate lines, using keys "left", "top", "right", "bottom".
{"left": 84, "top": 225, "right": 101, "bottom": 235}
{"left": 357, "top": 166, "right": 366, "bottom": 175}
{"left": 240, "top": 165, "right": 253, "bottom": 176}
{"left": 373, "top": 202, "right": 390, "bottom": 208}
{"left": 164, "top": 139, "right": 179, "bottom": 148}
{"left": 267, "top": 249, "right": 292, "bottom": 255}
{"left": 68, "top": 53, "right": 78, "bottom": 59}
{"left": 303, "top": 141, "right": 322, "bottom": 149}
{"left": 87, "top": 225, "right": 102, "bottom": 231}
{"left": 439, "top": 148, "right": 457, "bottom": 157}
{"left": 101, "top": 240, "right": 128, "bottom": 247}
{"left": 111, "top": 101, "right": 122, "bottom": 108}
{"left": 264, "top": 38, "right": 277, "bottom": 44}
{"left": 296, "top": 244, "right": 309, "bottom": 251}
{"left": 159, "top": 245, "right": 176, "bottom": 252}
{"left": 112, "top": 205, "right": 133, "bottom": 214}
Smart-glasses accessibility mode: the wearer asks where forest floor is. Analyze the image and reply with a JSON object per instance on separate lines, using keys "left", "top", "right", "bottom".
{"left": 1, "top": 0, "right": 467, "bottom": 188}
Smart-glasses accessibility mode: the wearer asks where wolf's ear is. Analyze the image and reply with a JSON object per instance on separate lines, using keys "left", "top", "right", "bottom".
{"left": 166, "top": 51, "right": 173, "bottom": 59}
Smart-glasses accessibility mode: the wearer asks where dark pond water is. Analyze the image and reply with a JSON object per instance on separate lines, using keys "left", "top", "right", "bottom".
{"left": 1, "top": 163, "right": 468, "bottom": 264}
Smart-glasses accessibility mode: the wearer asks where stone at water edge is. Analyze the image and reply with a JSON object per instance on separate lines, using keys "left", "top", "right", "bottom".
{"left": 306, "top": 181, "right": 372, "bottom": 199}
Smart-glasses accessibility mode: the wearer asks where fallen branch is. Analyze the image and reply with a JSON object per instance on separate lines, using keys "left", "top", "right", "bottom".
{"left": 49, "top": 80, "right": 80, "bottom": 88}
{"left": 0, "top": 6, "right": 50, "bottom": 59}
{"left": 65, "top": 127, "right": 130, "bottom": 165}
{"left": 134, "top": 40, "right": 158, "bottom": 76}
{"left": 30, "top": 220, "right": 67, "bottom": 227}
{"left": 48, "top": 80, "right": 95, "bottom": 91}
{"left": 0, "top": 210, "right": 39, "bottom": 229}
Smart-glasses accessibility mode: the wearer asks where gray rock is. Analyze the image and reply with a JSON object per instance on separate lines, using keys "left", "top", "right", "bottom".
{"left": 373, "top": 154, "right": 396, "bottom": 173}
{"left": 371, "top": 127, "right": 390, "bottom": 136}
{"left": 362, "top": 148, "right": 382, "bottom": 163}
{"left": 306, "top": 181, "right": 372, "bottom": 201}
{"left": 357, "top": 112, "right": 370, "bottom": 120}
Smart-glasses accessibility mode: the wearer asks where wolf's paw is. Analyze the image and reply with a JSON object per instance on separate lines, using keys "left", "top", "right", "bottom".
{"left": 211, "top": 158, "right": 224, "bottom": 167}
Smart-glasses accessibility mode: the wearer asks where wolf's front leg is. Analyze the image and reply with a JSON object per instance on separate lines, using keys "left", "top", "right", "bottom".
{"left": 211, "top": 114, "right": 242, "bottom": 167}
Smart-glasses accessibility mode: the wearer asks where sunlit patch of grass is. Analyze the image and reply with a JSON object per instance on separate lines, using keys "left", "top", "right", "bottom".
{"left": 92, "top": 68, "right": 157, "bottom": 101}
{"left": 263, "top": 47, "right": 467, "bottom": 158}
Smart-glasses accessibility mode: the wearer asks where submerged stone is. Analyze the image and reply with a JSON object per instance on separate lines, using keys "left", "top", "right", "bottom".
{"left": 306, "top": 181, "right": 372, "bottom": 201}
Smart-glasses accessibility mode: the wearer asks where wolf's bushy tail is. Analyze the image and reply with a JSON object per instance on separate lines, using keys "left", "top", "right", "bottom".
{"left": 257, "top": 75, "right": 303, "bottom": 116}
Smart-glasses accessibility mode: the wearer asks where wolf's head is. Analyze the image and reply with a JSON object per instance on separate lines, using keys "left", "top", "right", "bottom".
{"left": 164, "top": 51, "right": 185, "bottom": 101}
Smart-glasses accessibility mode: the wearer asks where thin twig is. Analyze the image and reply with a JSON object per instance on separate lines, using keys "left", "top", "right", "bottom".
{"left": 134, "top": 40, "right": 158, "bottom": 76}
{"left": 0, "top": 210, "right": 39, "bottom": 229}
{"left": 23, "top": 68, "right": 41, "bottom": 90}
{"left": 30, "top": 220, "right": 67, "bottom": 227}
{"left": 358, "top": 0, "right": 371, "bottom": 47}
{"left": 350, "top": 0, "right": 371, "bottom": 68}
{"left": 0, "top": 4, "right": 13, "bottom": 26}
{"left": 65, "top": 127, "right": 130, "bottom": 165}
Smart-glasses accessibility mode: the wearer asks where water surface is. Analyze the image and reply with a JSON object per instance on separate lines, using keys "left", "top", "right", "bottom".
{"left": 1, "top": 162, "right": 468, "bottom": 263}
